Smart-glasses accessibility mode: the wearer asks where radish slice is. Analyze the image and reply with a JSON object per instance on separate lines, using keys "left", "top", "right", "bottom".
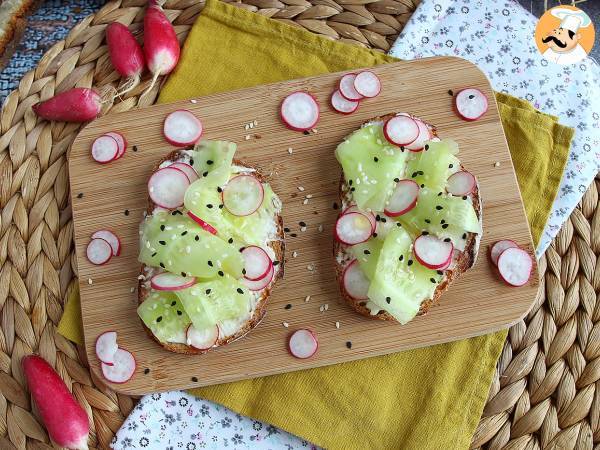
{"left": 163, "top": 110, "right": 203, "bottom": 147}
{"left": 383, "top": 116, "right": 419, "bottom": 146}
{"left": 91, "top": 230, "right": 121, "bottom": 256}
{"left": 343, "top": 259, "right": 370, "bottom": 300}
{"left": 338, "top": 73, "right": 364, "bottom": 101}
{"left": 413, "top": 234, "right": 453, "bottom": 269}
{"left": 95, "top": 331, "right": 118, "bottom": 365}
{"left": 490, "top": 240, "right": 519, "bottom": 266}
{"left": 353, "top": 71, "right": 381, "bottom": 98}
{"left": 91, "top": 135, "right": 119, "bottom": 163}
{"left": 447, "top": 171, "right": 476, "bottom": 196}
{"left": 343, "top": 205, "right": 376, "bottom": 232}
{"left": 105, "top": 132, "right": 127, "bottom": 159}
{"left": 288, "top": 329, "right": 318, "bottom": 359}
{"left": 86, "top": 238, "right": 113, "bottom": 265}
{"left": 241, "top": 246, "right": 272, "bottom": 281}
{"left": 455, "top": 88, "right": 488, "bottom": 121}
{"left": 148, "top": 167, "right": 190, "bottom": 209}
{"left": 280, "top": 91, "right": 319, "bottom": 131}
{"left": 222, "top": 174, "right": 264, "bottom": 216}
{"left": 101, "top": 348, "right": 136, "bottom": 384}
{"left": 186, "top": 324, "right": 219, "bottom": 350}
{"left": 405, "top": 119, "right": 431, "bottom": 152}
{"left": 242, "top": 265, "right": 274, "bottom": 291}
{"left": 170, "top": 162, "right": 199, "bottom": 183}
{"left": 384, "top": 180, "right": 419, "bottom": 217}
{"left": 335, "top": 212, "right": 373, "bottom": 245}
{"left": 331, "top": 90, "right": 359, "bottom": 114}
{"left": 187, "top": 211, "right": 218, "bottom": 235}
{"left": 150, "top": 273, "right": 196, "bottom": 291}
{"left": 497, "top": 247, "right": 532, "bottom": 287}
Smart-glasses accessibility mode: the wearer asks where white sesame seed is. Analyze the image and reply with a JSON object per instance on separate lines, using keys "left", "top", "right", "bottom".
{"left": 282, "top": 322, "right": 289, "bottom": 328}
{"left": 245, "top": 134, "right": 251, "bottom": 140}
{"left": 305, "top": 295, "right": 311, "bottom": 302}
{"left": 319, "top": 305, "right": 324, "bottom": 312}
{"left": 190, "top": 99, "right": 198, "bottom": 104}
{"left": 88, "top": 278, "right": 93, "bottom": 285}
{"left": 130, "top": 287, "right": 136, "bottom": 293}
{"left": 288, "top": 147, "right": 293, "bottom": 154}
{"left": 253, "top": 120, "right": 258, "bottom": 126}
{"left": 307, "top": 264, "right": 314, "bottom": 271}
{"left": 306, "top": 194, "right": 313, "bottom": 199}
{"left": 303, "top": 199, "right": 309, "bottom": 205}
{"left": 249, "top": 123, "right": 254, "bottom": 129}
{"left": 300, "top": 226, "right": 307, "bottom": 232}
{"left": 335, "top": 321, "right": 340, "bottom": 329}
{"left": 298, "top": 186, "right": 305, "bottom": 192}
{"left": 312, "top": 128, "right": 318, "bottom": 134}
{"left": 318, "top": 224, "right": 323, "bottom": 232}
{"left": 138, "top": 274, "right": 146, "bottom": 280}
{"left": 494, "top": 161, "right": 501, "bottom": 167}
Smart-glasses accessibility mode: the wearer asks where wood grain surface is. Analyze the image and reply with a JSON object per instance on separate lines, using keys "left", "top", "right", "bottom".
{"left": 68, "top": 57, "right": 539, "bottom": 395}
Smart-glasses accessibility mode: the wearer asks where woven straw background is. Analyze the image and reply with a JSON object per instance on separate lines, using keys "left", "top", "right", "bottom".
{"left": 0, "top": 0, "right": 598, "bottom": 448}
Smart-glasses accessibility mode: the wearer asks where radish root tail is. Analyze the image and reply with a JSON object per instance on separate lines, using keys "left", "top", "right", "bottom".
{"left": 116, "top": 75, "right": 141, "bottom": 97}
{"left": 142, "top": 71, "right": 161, "bottom": 98}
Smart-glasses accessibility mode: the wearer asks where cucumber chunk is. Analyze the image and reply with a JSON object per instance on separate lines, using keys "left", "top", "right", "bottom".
{"left": 190, "top": 140, "right": 236, "bottom": 186}
{"left": 349, "top": 238, "right": 383, "bottom": 280}
{"left": 137, "top": 290, "right": 191, "bottom": 343}
{"left": 405, "top": 140, "right": 461, "bottom": 192}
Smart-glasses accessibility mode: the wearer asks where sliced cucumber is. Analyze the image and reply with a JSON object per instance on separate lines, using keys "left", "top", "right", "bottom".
{"left": 348, "top": 238, "right": 383, "bottom": 280}
{"left": 190, "top": 140, "right": 236, "bottom": 185}
{"left": 405, "top": 140, "right": 461, "bottom": 192}
{"left": 137, "top": 290, "right": 191, "bottom": 343}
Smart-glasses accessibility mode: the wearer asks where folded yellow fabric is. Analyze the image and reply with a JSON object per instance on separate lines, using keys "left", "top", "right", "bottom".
{"left": 59, "top": 1, "right": 574, "bottom": 448}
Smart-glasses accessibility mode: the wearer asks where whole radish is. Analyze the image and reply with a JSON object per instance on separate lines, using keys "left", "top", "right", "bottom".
{"left": 32, "top": 88, "right": 101, "bottom": 122}
{"left": 143, "top": 0, "right": 180, "bottom": 92}
{"left": 106, "top": 22, "right": 145, "bottom": 95}
{"left": 22, "top": 355, "right": 89, "bottom": 450}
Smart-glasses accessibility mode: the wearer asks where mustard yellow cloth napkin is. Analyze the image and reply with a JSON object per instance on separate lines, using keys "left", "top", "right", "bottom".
{"left": 59, "top": 1, "right": 574, "bottom": 448}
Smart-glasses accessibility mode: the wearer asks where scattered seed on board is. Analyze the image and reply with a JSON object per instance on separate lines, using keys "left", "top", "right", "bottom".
{"left": 282, "top": 322, "right": 289, "bottom": 328}
{"left": 306, "top": 194, "right": 313, "bottom": 199}
{"left": 298, "top": 186, "right": 305, "bottom": 192}
{"left": 311, "top": 128, "right": 318, "bottom": 134}
{"left": 324, "top": 303, "right": 329, "bottom": 311}
{"left": 245, "top": 134, "right": 251, "bottom": 140}
{"left": 292, "top": 251, "right": 298, "bottom": 258}
{"left": 190, "top": 99, "right": 197, "bottom": 104}
{"left": 319, "top": 305, "right": 324, "bottom": 312}
{"left": 307, "top": 264, "right": 315, "bottom": 272}
{"left": 335, "top": 321, "right": 340, "bottom": 329}
{"left": 244, "top": 124, "right": 250, "bottom": 130}
{"left": 318, "top": 225, "right": 324, "bottom": 232}
{"left": 288, "top": 147, "right": 293, "bottom": 154}
{"left": 494, "top": 161, "right": 501, "bottom": 167}
{"left": 305, "top": 295, "right": 311, "bottom": 302}
{"left": 130, "top": 287, "right": 136, "bottom": 293}
{"left": 303, "top": 199, "right": 309, "bottom": 205}
{"left": 300, "top": 226, "right": 307, "bottom": 232}
{"left": 88, "top": 278, "right": 93, "bottom": 285}
{"left": 137, "top": 274, "right": 146, "bottom": 281}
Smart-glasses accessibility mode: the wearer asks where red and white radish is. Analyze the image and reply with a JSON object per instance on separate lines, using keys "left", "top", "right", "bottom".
{"left": 241, "top": 246, "right": 272, "bottom": 281}
{"left": 187, "top": 211, "right": 218, "bottom": 235}
{"left": 335, "top": 212, "right": 373, "bottom": 245}
{"left": 148, "top": 166, "right": 190, "bottom": 209}
{"left": 186, "top": 324, "right": 219, "bottom": 350}
{"left": 405, "top": 119, "right": 431, "bottom": 152}
{"left": 338, "top": 73, "right": 364, "bottom": 101}
{"left": 242, "top": 265, "right": 274, "bottom": 291}
{"left": 331, "top": 90, "right": 359, "bottom": 114}
{"left": 150, "top": 273, "right": 196, "bottom": 291}
{"left": 490, "top": 239, "right": 519, "bottom": 266}
{"left": 86, "top": 238, "right": 113, "bottom": 265}
{"left": 413, "top": 234, "right": 453, "bottom": 269}
{"left": 280, "top": 91, "right": 319, "bottom": 131}
{"left": 170, "top": 162, "right": 199, "bottom": 183}
{"left": 497, "top": 247, "right": 532, "bottom": 287}
{"left": 101, "top": 348, "right": 136, "bottom": 384}
{"left": 343, "top": 259, "right": 370, "bottom": 300}
{"left": 383, "top": 115, "right": 419, "bottom": 146}
{"left": 455, "top": 88, "right": 488, "bottom": 121}
{"left": 91, "top": 135, "right": 119, "bottom": 163}
{"left": 106, "top": 22, "right": 145, "bottom": 95}
{"left": 91, "top": 230, "right": 121, "bottom": 256}
{"left": 22, "top": 355, "right": 89, "bottom": 449}
{"left": 95, "top": 331, "right": 118, "bottom": 365}
{"left": 353, "top": 71, "right": 381, "bottom": 98}
{"left": 343, "top": 205, "right": 376, "bottom": 232}
{"left": 163, "top": 110, "right": 203, "bottom": 147}
{"left": 32, "top": 87, "right": 101, "bottom": 122}
{"left": 105, "top": 131, "right": 127, "bottom": 159}
{"left": 222, "top": 174, "right": 264, "bottom": 216}
{"left": 446, "top": 171, "right": 476, "bottom": 196}
{"left": 288, "top": 329, "right": 318, "bottom": 359}
{"left": 384, "top": 180, "right": 419, "bottom": 217}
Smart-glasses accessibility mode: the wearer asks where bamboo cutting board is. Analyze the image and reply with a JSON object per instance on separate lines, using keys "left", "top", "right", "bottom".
{"left": 69, "top": 58, "right": 539, "bottom": 395}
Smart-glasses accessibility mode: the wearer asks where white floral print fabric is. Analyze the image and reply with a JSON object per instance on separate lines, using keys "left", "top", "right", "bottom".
{"left": 389, "top": 0, "right": 600, "bottom": 256}
{"left": 111, "top": 391, "right": 321, "bottom": 450}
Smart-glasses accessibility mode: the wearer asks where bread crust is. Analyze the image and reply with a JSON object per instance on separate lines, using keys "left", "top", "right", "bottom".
{"left": 333, "top": 114, "right": 482, "bottom": 321}
{"left": 139, "top": 151, "right": 284, "bottom": 354}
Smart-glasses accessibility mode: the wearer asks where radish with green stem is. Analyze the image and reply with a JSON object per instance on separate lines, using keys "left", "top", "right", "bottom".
{"left": 33, "top": 88, "right": 102, "bottom": 122}
{"left": 106, "top": 22, "right": 145, "bottom": 96}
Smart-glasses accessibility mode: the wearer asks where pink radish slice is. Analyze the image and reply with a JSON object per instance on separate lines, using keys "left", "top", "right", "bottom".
{"left": 331, "top": 90, "right": 359, "bottom": 114}
{"left": 353, "top": 71, "right": 381, "bottom": 98}
{"left": 101, "top": 348, "right": 136, "bottom": 384}
{"left": 288, "top": 329, "right": 318, "bottom": 359}
{"left": 32, "top": 87, "right": 101, "bottom": 122}
{"left": 91, "top": 135, "right": 119, "bottom": 163}
{"left": 343, "top": 205, "right": 376, "bottom": 232}
{"left": 86, "top": 238, "right": 113, "bottom": 265}
{"left": 383, "top": 116, "right": 419, "bottom": 146}
{"left": 446, "top": 171, "right": 476, "bottom": 196}
{"left": 186, "top": 324, "right": 219, "bottom": 350}
{"left": 497, "top": 247, "right": 532, "bottom": 287}
{"left": 455, "top": 88, "right": 488, "bottom": 121}
{"left": 91, "top": 229, "right": 121, "bottom": 256}
{"left": 170, "top": 162, "right": 199, "bottom": 183}
{"left": 384, "top": 180, "right": 419, "bottom": 217}
{"left": 150, "top": 273, "right": 196, "bottom": 291}
{"left": 413, "top": 234, "right": 453, "bottom": 269}
{"left": 335, "top": 212, "right": 373, "bottom": 245}
{"left": 222, "top": 174, "right": 264, "bottom": 216}
{"left": 490, "top": 240, "right": 519, "bottom": 266}
{"left": 343, "top": 259, "right": 370, "bottom": 300}
{"left": 148, "top": 167, "right": 190, "bottom": 209}
{"left": 241, "top": 246, "right": 272, "bottom": 281}
{"left": 338, "top": 73, "right": 364, "bottom": 101}
{"left": 95, "top": 331, "right": 118, "bottom": 365}
{"left": 242, "top": 264, "right": 274, "bottom": 291}
{"left": 105, "top": 132, "right": 127, "bottom": 159}
{"left": 163, "top": 110, "right": 203, "bottom": 147}
{"left": 405, "top": 119, "right": 431, "bottom": 152}
{"left": 187, "top": 211, "right": 218, "bottom": 235}
{"left": 280, "top": 91, "right": 319, "bottom": 131}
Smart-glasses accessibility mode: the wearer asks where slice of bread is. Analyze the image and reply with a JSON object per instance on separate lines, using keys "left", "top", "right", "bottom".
{"left": 334, "top": 114, "right": 482, "bottom": 321}
{"left": 139, "top": 150, "right": 284, "bottom": 354}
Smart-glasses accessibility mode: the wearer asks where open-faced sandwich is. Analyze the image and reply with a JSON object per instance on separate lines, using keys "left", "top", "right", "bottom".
{"left": 137, "top": 140, "right": 284, "bottom": 354}
{"left": 334, "top": 114, "right": 482, "bottom": 324}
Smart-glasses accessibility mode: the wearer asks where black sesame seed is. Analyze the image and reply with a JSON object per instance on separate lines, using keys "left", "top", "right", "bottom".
{"left": 441, "top": 219, "right": 446, "bottom": 224}
{"left": 228, "top": 237, "right": 234, "bottom": 244}
{"left": 448, "top": 89, "right": 454, "bottom": 96}
{"left": 195, "top": 235, "right": 200, "bottom": 241}
{"left": 420, "top": 184, "right": 425, "bottom": 188}
{"left": 181, "top": 272, "right": 186, "bottom": 277}
{"left": 396, "top": 222, "right": 402, "bottom": 227}
{"left": 385, "top": 297, "right": 391, "bottom": 304}
{"left": 156, "top": 316, "right": 162, "bottom": 322}
{"left": 400, "top": 146, "right": 405, "bottom": 152}
{"left": 468, "top": 94, "right": 475, "bottom": 99}
{"left": 171, "top": 301, "right": 177, "bottom": 306}
{"left": 202, "top": 171, "right": 208, "bottom": 177}
{"left": 424, "top": 144, "right": 429, "bottom": 151}
{"left": 425, "top": 219, "right": 431, "bottom": 224}
{"left": 159, "top": 262, "right": 165, "bottom": 268}
{"left": 207, "top": 260, "right": 213, "bottom": 267}
{"left": 151, "top": 252, "right": 157, "bottom": 257}
{"left": 124, "top": 209, "right": 130, "bottom": 216}
{"left": 394, "top": 177, "right": 400, "bottom": 182}
{"left": 181, "top": 231, "right": 188, "bottom": 236}
{"left": 219, "top": 204, "right": 224, "bottom": 209}
{"left": 303, "top": 130, "right": 310, "bottom": 135}
{"left": 237, "top": 288, "right": 244, "bottom": 294}
{"left": 399, "top": 255, "right": 404, "bottom": 261}
{"left": 217, "top": 187, "right": 222, "bottom": 193}
{"left": 160, "top": 225, "right": 165, "bottom": 231}
{"left": 462, "top": 233, "right": 467, "bottom": 239}
{"left": 144, "top": 368, "right": 150, "bottom": 374}
{"left": 438, "top": 192, "right": 443, "bottom": 196}
{"left": 408, "top": 260, "right": 413, "bottom": 266}
{"left": 132, "top": 145, "right": 138, "bottom": 152}
{"left": 348, "top": 179, "right": 353, "bottom": 186}
{"left": 442, "top": 224, "right": 449, "bottom": 229}
{"left": 77, "top": 192, "right": 84, "bottom": 199}
{"left": 218, "top": 270, "right": 224, "bottom": 277}
{"left": 290, "top": 233, "right": 297, "bottom": 237}
{"left": 449, "top": 164, "right": 454, "bottom": 168}
{"left": 364, "top": 250, "right": 370, "bottom": 255}
{"left": 189, "top": 158, "right": 194, "bottom": 166}
{"left": 350, "top": 187, "right": 355, "bottom": 192}
{"left": 285, "top": 303, "right": 292, "bottom": 310}
{"left": 205, "top": 289, "right": 211, "bottom": 295}
{"left": 177, "top": 310, "right": 183, "bottom": 316}
{"left": 242, "top": 269, "right": 246, "bottom": 275}
{"left": 444, "top": 238, "right": 451, "bottom": 242}
{"left": 437, "top": 270, "right": 444, "bottom": 275}
{"left": 430, "top": 278, "right": 436, "bottom": 283}
{"left": 372, "top": 232, "right": 378, "bottom": 238}
{"left": 380, "top": 217, "right": 387, "bottom": 223}
{"left": 374, "top": 157, "right": 379, "bottom": 162}
{"left": 346, "top": 341, "right": 352, "bottom": 349}
{"left": 206, "top": 204, "right": 213, "bottom": 209}
{"left": 191, "top": 376, "right": 198, "bottom": 382}
{"left": 418, "top": 171, "right": 424, "bottom": 175}
{"left": 273, "top": 260, "right": 280, "bottom": 266}
{"left": 159, "top": 240, "right": 166, "bottom": 245}
{"left": 375, "top": 215, "right": 381, "bottom": 222}
{"left": 436, "top": 205, "right": 443, "bottom": 210}
{"left": 411, "top": 172, "right": 418, "bottom": 178}
{"left": 333, "top": 202, "right": 339, "bottom": 210}
{"left": 462, "top": 196, "right": 468, "bottom": 200}
{"left": 299, "top": 221, "right": 306, "bottom": 227}
{"left": 422, "top": 231, "right": 429, "bottom": 235}
{"left": 284, "top": 227, "right": 290, "bottom": 232}
{"left": 207, "top": 160, "right": 214, "bottom": 165}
